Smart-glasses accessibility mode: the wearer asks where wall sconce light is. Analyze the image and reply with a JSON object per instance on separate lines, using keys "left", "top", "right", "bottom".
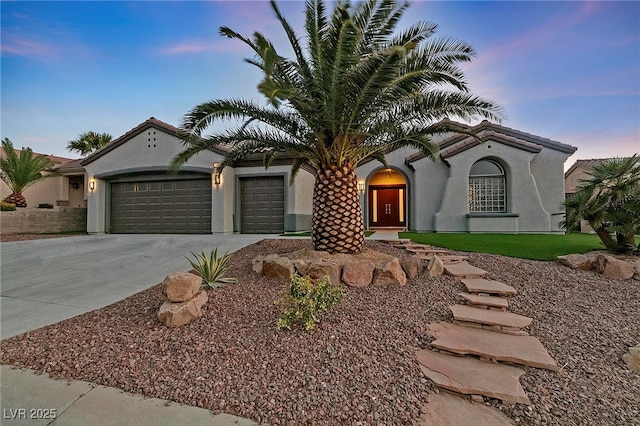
{"left": 213, "top": 162, "right": 221, "bottom": 185}
{"left": 88, "top": 181, "right": 96, "bottom": 192}
{"left": 358, "top": 182, "right": 365, "bottom": 193}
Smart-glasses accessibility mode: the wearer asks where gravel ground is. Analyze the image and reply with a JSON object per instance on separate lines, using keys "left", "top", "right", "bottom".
{"left": 1, "top": 239, "right": 639, "bottom": 425}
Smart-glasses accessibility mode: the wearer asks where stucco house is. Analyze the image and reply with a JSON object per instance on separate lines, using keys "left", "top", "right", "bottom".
{"left": 0, "top": 148, "right": 86, "bottom": 208}
{"left": 82, "top": 117, "right": 577, "bottom": 235}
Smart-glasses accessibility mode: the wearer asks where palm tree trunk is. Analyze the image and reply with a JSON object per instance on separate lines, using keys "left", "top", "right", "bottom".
{"left": 594, "top": 226, "right": 616, "bottom": 252}
{"left": 4, "top": 192, "right": 27, "bottom": 208}
{"left": 311, "top": 163, "right": 365, "bottom": 254}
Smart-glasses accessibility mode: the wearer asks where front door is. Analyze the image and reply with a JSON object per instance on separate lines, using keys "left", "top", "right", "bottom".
{"left": 369, "top": 185, "right": 406, "bottom": 227}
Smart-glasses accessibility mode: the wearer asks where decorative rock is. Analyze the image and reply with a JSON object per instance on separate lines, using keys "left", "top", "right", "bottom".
{"left": 594, "top": 254, "right": 635, "bottom": 280}
{"left": 163, "top": 271, "right": 202, "bottom": 303}
{"left": 461, "top": 279, "right": 517, "bottom": 296}
{"left": 293, "top": 259, "right": 309, "bottom": 276}
{"left": 158, "top": 290, "right": 208, "bottom": 328}
{"left": 262, "top": 255, "right": 295, "bottom": 281}
{"left": 307, "top": 260, "right": 342, "bottom": 286}
{"left": 251, "top": 255, "right": 269, "bottom": 274}
{"left": 427, "top": 255, "right": 445, "bottom": 278}
{"left": 450, "top": 304, "right": 532, "bottom": 329}
{"left": 631, "top": 259, "right": 640, "bottom": 280}
{"left": 342, "top": 260, "right": 375, "bottom": 287}
{"left": 428, "top": 321, "right": 559, "bottom": 371}
{"left": 458, "top": 292, "right": 509, "bottom": 310}
{"left": 557, "top": 253, "right": 596, "bottom": 270}
{"left": 400, "top": 256, "right": 423, "bottom": 279}
{"left": 416, "top": 349, "right": 530, "bottom": 404}
{"left": 420, "top": 392, "right": 514, "bottom": 426}
{"left": 373, "top": 258, "right": 407, "bottom": 286}
{"left": 623, "top": 344, "right": 640, "bottom": 373}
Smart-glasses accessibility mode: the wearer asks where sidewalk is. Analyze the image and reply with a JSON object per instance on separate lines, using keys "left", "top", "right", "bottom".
{"left": 0, "top": 365, "right": 257, "bottom": 426}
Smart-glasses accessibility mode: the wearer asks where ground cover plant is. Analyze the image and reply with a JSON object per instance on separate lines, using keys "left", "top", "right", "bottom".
{"left": 399, "top": 232, "right": 606, "bottom": 260}
{"left": 1, "top": 238, "right": 638, "bottom": 425}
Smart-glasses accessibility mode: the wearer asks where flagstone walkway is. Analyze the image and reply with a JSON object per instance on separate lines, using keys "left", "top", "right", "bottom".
{"left": 386, "top": 241, "right": 560, "bottom": 425}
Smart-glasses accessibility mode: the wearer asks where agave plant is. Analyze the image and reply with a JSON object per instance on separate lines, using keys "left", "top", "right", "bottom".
{"left": 187, "top": 247, "right": 237, "bottom": 289}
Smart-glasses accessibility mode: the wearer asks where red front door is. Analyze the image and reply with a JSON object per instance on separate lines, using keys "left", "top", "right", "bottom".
{"left": 369, "top": 185, "right": 406, "bottom": 227}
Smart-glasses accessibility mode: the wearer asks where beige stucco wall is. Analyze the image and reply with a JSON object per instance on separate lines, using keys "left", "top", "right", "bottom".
{"left": 0, "top": 173, "right": 85, "bottom": 208}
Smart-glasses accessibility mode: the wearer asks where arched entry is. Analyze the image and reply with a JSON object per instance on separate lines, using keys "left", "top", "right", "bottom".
{"left": 367, "top": 168, "right": 407, "bottom": 228}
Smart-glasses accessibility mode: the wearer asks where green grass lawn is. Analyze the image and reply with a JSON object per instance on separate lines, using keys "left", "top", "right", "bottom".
{"left": 398, "top": 232, "right": 608, "bottom": 260}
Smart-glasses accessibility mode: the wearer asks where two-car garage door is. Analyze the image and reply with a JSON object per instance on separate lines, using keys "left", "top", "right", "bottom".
{"left": 110, "top": 176, "right": 211, "bottom": 234}
{"left": 109, "top": 174, "right": 285, "bottom": 234}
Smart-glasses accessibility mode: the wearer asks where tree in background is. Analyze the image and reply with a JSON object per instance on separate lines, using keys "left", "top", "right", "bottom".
{"left": 66, "top": 131, "right": 112, "bottom": 156}
{"left": 172, "top": 0, "right": 502, "bottom": 254}
{"left": 563, "top": 155, "right": 640, "bottom": 253}
{"left": 0, "top": 138, "right": 54, "bottom": 208}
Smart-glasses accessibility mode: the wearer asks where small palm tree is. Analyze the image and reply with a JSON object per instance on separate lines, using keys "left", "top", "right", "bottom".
{"left": 563, "top": 155, "right": 640, "bottom": 253}
{"left": 66, "top": 131, "right": 112, "bottom": 156}
{"left": 0, "top": 138, "right": 54, "bottom": 207}
{"left": 172, "top": 0, "right": 502, "bottom": 254}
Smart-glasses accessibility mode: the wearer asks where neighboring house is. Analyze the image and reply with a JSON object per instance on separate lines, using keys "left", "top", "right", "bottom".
{"left": 0, "top": 148, "right": 86, "bottom": 208}
{"left": 82, "top": 117, "right": 577, "bottom": 235}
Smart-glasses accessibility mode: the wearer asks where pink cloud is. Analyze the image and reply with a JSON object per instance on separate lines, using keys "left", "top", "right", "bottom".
{"left": 159, "top": 38, "right": 247, "bottom": 55}
{"left": 0, "top": 32, "right": 59, "bottom": 58}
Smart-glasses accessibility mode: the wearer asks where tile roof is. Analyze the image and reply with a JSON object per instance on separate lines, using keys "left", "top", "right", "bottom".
{"left": 0, "top": 147, "right": 77, "bottom": 170}
{"left": 406, "top": 120, "right": 577, "bottom": 164}
{"left": 564, "top": 157, "right": 631, "bottom": 178}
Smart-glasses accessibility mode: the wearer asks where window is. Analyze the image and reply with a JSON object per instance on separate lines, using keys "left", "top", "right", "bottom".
{"left": 468, "top": 159, "right": 506, "bottom": 212}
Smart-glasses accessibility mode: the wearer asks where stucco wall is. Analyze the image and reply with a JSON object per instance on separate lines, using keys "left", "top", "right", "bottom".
{"left": 0, "top": 207, "right": 87, "bottom": 234}
{"left": 1, "top": 174, "right": 85, "bottom": 208}
{"left": 433, "top": 139, "right": 552, "bottom": 233}
{"left": 530, "top": 148, "right": 572, "bottom": 231}
{"left": 84, "top": 127, "right": 223, "bottom": 233}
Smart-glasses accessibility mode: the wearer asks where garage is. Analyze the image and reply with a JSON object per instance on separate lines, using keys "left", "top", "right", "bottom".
{"left": 110, "top": 175, "right": 211, "bottom": 234}
{"left": 240, "top": 176, "right": 284, "bottom": 234}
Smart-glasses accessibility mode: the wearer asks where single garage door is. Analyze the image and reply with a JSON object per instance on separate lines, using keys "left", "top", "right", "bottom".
{"left": 110, "top": 177, "right": 211, "bottom": 234}
{"left": 240, "top": 176, "right": 284, "bottom": 233}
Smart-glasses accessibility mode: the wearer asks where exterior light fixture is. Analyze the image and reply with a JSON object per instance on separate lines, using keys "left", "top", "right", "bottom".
{"left": 88, "top": 181, "right": 96, "bottom": 192}
{"left": 358, "top": 182, "right": 365, "bottom": 193}
{"left": 213, "top": 162, "right": 221, "bottom": 185}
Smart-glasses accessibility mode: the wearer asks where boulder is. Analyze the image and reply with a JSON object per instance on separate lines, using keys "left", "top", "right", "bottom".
{"left": 557, "top": 254, "right": 595, "bottom": 270}
{"left": 262, "top": 255, "right": 295, "bottom": 281}
{"left": 630, "top": 258, "right": 640, "bottom": 280}
{"left": 307, "top": 260, "right": 342, "bottom": 286}
{"left": 293, "top": 259, "right": 309, "bottom": 276}
{"left": 594, "top": 254, "right": 635, "bottom": 280}
{"left": 623, "top": 344, "right": 640, "bottom": 373}
{"left": 400, "top": 256, "right": 423, "bottom": 280}
{"left": 427, "top": 255, "right": 445, "bottom": 277}
{"left": 163, "top": 271, "right": 202, "bottom": 303}
{"left": 342, "top": 259, "right": 376, "bottom": 287}
{"left": 158, "top": 290, "right": 208, "bottom": 328}
{"left": 373, "top": 258, "right": 407, "bottom": 286}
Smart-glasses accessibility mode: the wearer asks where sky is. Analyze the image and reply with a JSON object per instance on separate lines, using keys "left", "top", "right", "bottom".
{"left": 1, "top": 1, "right": 639, "bottom": 170}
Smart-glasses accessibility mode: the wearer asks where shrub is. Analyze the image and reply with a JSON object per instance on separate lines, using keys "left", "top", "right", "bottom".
{"left": 277, "top": 274, "right": 344, "bottom": 331}
{"left": 1, "top": 202, "right": 16, "bottom": 211}
{"left": 37, "top": 203, "right": 54, "bottom": 209}
{"left": 186, "top": 247, "right": 237, "bottom": 289}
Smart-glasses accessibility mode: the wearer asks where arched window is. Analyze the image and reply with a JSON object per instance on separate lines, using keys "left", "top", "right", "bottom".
{"left": 468, "top": 159, "right": 506, "bottom": 212}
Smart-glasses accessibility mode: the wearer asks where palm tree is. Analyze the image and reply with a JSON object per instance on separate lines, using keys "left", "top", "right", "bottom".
{"left": 172, "top": 0, "right": 502, "bottom": 254}
{"left": 66, "top": 131, "right": 112, "bottom": 156}
{"left": 563, "top": 155, "right": 640, "bottom": 253}
{"left": 0, "top": 138, "right": 54, "bottom": 207}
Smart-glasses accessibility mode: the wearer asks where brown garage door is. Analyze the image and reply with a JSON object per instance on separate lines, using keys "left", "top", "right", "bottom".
{"left": 110, "top": 177, "right": 211, "bottom": 234}
{"left": 240, "top": 176, "right": 284, "bottom": 234}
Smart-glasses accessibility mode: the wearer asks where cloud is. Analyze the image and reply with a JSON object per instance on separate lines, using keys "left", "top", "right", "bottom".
{"left": 0, "top": 32, "right": 59, "bottom": 59}
{"left": 159, "top": 39, "right": 246, "bottom": 55}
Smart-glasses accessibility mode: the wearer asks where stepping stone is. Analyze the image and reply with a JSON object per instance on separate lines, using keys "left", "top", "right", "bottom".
{"left": 385, "top": 239, "right": 411, "bottom": 244}
{"left": 444, "top": 262, "right": 488, "bottom": 278}
{"left": 450, "top": 304, "right": 532, "bottom": 329}
{"left": 416, "top": 349, "right": 530, "bottom": 405}
{"left": 461, "top": 279, "right": 517, "bottom": 296}
{"left": 428, "top": 322, "right": 559, "bottom": 371}
{"left": 458, "top": 292, "right": 508, "bottom": 310}
{"left": 438, "top": 255, "right": 469, "bottom": 264}
{"left": 420, "top": 392, "right": 515, "bottom": 426}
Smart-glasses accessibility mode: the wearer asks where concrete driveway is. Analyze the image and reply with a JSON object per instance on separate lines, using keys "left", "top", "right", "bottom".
{"left": 1, "top": 233, "right": 270, "bottom": 339}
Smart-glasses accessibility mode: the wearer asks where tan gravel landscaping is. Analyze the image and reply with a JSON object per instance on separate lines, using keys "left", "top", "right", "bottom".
{"left": 1, "top": 238, "right": 638, "bottom": 425}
